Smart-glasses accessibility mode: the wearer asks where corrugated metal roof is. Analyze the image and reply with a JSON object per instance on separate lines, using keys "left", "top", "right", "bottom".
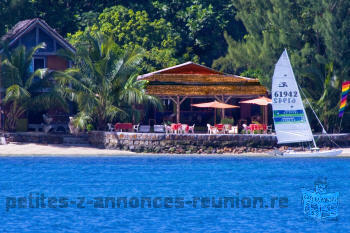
{"left": 1, "top": 18, "right": 75, "bottom": 53}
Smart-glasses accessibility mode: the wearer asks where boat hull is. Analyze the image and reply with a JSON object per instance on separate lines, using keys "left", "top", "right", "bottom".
{"left": 281, "top": 149, "right": 342, "bottom": 157}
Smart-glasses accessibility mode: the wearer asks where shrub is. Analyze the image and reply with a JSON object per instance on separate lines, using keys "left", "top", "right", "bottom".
{"left": 86, "top": 124, "right": 94, "bottom": 131}
{"left": 220, "top": 118, "right": 234, "bottom": 125}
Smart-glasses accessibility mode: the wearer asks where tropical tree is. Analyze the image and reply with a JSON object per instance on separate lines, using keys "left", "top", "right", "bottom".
{"left": 302, "top": 62, "right": 342, "bottom": 133}
{"left": 1, "top": 43, "right": 66, "bottom": 131}
{"left": 68, "top": 5, "right": 181, "bottom": 73}
{"left": 55, "top": 33, "right": 161, "bottom": 130}
{"left": 214, "top": 0, "right": 350, "bottom": 131}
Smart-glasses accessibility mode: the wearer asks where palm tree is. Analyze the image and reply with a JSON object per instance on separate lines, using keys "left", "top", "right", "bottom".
{"left": 302, "top": 62, "right": 341, "bottom": 133}
{"left": 55, "top": 33, "right": 161, "bottom": 130}
{"left": 1, "top": 43, "right": 67, "bottom": 131}
{"left": 119, "top": 74, "right": 162, "bottom": 123}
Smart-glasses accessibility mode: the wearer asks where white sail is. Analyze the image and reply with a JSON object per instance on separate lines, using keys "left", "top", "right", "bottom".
{"left": 272, "top": 50, "right": 314, "bottom": 144}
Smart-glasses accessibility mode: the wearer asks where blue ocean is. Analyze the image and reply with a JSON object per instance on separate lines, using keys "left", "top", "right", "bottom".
{"left": 0, "top": 156, "right": 349, "bottom": 232}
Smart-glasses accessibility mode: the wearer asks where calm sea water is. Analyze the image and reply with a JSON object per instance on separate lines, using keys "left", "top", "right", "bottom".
{"left": 0, "top": 156, "right": 349, "bottom": 232}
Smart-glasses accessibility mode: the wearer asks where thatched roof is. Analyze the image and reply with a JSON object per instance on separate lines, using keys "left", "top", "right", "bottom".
{"left": 137, "top": 62, "right": 267, "bottom": 97}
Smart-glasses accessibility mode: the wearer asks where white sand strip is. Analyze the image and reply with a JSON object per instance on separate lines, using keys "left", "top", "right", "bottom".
{"left": 0, "top": 143, "right": 135, "bottom": 156}
{"left": 0, "top": 143, "right": 350, "bottom": 157}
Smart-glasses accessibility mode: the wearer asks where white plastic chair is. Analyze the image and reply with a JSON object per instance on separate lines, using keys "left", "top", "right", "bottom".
{"left": 242, "top": 124, "right": 250, "bottom": 134}
{"left": 133, "top": 124, "right": 140, "bottom": 132}
{"left": 223, "top": 124, "right": 232, "bottom": 134}
{"left": 188, "top": 124, "right": 195, "bottom": 134}
{"left": 164, "top": 124, "right": 172, "bottom": 134}
{"left": 207, "top": 124, "right": 217, "bottom": 134}
{"left": 228, "top": 126, "right": 238, "bottom": 134}
{"left": 180, "top": 124, "right": 188, "bottom": 134}
{"left": 107, "top": 123, "right": 114, "bottom": 132}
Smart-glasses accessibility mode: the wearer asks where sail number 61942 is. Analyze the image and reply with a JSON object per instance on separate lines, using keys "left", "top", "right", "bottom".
{"left": 274, "top": 91, "right": 298, "bottom": 98}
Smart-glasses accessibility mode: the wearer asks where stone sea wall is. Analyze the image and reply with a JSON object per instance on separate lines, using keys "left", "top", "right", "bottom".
{"left": 4, "top": 132, "right": 64, "bottom": 144}
{"left": 88, "top": 131, "right": 350, "bottom": 154}
{"left": 3, "top": 132, "right": 89, "bottom": 145}
{"left": 2, "top": 131, "right": 349, "bottom": 154}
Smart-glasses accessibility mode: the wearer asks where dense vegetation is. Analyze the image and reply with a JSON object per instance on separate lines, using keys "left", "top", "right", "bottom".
{"left": 1, "top": 0, "right": 349, "bottom": 132}
{"left": 55, "top": 33, "right": 160, "bottom": 130}
{"left": 1, "top": 43, "right": 66, "bottom": 131}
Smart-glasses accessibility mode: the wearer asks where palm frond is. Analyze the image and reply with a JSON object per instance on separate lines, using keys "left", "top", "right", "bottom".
{"left": 4, "top": 84, "right": 30, "bottom": 103}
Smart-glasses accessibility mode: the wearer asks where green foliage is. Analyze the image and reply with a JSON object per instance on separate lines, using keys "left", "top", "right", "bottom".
{"left": 151, "top": 0, "right": 245, "bottom": 65}
{"left": 86, "top": 123, "right": 94, "bottom": 132}
{"left": 2, "top": 1, "right": 350, "bottom": 133}
{"left": 1, "top": 1, "right": 244, "bottom": 67}
{"left": 0, "top": 0, "right": 123, "bottom": 36}
{"left": 240, "top": 69, "right": 270, "bottom": 89}
{"left": 1, "top": 43, "right": 66, "bottom": 131}
{"left": 214, "top": 0, "right": 350, "bottom": 132}
{"left": 56, "top": 33, "right": 161, "bottom": 130}
{"left": 304, "top": 62, "right": 342, "bottom": 132}
{"left": 220, "top": 118, "right": 234, "bottom": 125}
{"left": 68, "top": 5, "right": 180, "bottom": 73}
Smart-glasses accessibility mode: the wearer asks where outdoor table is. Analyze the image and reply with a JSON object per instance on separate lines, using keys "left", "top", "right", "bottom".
{"left": 114, "top": 123, "right": 133, "bottom": 132}
{"left": 249, "top": 124, "right": 267, "bottom": 133}
{"left": 214, "top": 124, "right": 225, "bottom": 133}
{"left": 171, "top": 123, "right": 182, "bottom": 133}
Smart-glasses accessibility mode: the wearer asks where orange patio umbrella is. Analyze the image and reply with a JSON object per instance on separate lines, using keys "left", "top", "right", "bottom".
{"left": 239, "top": 96, "right": 271, "bottom": 125}
{"left": 239, "top": 96, "right": 272, "bottom": 106}
{"left": 192, "top": 101, "right": 240, "bottom": 109}
{"left": 191, "top": 101, "right": 239, "bottom": 123}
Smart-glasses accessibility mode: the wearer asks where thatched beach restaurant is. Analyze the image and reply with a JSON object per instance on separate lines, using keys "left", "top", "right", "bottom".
{"left": 137, "top": 62, "right": 268, "bottom": 126}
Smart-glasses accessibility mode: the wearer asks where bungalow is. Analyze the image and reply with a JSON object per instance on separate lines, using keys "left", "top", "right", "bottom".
{"left": 0, "top": 18, "right": 75, "bottom": 131}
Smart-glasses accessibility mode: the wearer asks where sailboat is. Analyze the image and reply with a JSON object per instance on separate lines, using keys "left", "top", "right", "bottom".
{"left": 271, "top": 50, "right": 342, "bottom": 157}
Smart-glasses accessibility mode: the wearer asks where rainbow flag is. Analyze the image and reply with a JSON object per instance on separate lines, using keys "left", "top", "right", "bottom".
{"left": 339, "top": 81, "right": 350, "bottom": 117}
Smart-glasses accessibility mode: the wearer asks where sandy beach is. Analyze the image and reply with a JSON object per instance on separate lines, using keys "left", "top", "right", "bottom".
{"left": 0, "top": 142, "right": 349, "bottom": 157}
{"left": 0, "top": 143, "right": 135, "bottom": 156}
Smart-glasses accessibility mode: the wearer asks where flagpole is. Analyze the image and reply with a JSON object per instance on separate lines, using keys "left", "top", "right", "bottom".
{"left": 339, "top": 115, "right": 344, "bottom": 133}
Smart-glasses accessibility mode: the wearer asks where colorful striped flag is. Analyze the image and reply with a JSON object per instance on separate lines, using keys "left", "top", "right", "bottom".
{"left": 339, "top": 81, "right": 350, "bottom": 117}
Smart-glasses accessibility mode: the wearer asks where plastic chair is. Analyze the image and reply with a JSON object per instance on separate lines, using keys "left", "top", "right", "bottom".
{"left": 228, "top": 126, "right": 238, "bottom": 134}
{"left": 223, "top": 124, "right": 232, "bottom": 134}
{"left": 242, "top": 124, "right": 250, "bottom": 134}
{"left": 164, "top": 124, "right": 172, "bottom": 134}
{"left": 180, "top": 124, "right": 189, "bottom": 134}
{"left": 171, "top": 123, "right": 181, "bottom": 134}
{"left": 107, "top": 123, "right": 114, "bottom": 132}
{"left": 133, "top": 124, "right": 140, "bottom": 132}
{"left": 188, "top": 124, "right": 195, "bottom": 134}
{"left": 207, "top": 124, "right": 218, "bottom": 134}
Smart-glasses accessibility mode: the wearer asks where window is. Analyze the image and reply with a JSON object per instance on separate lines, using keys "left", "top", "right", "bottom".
{"left": 30, "top": 57, "right": 46, "bottom": 82}
{"left": 34, "top": 57, "right": 46, "bottom": 70}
